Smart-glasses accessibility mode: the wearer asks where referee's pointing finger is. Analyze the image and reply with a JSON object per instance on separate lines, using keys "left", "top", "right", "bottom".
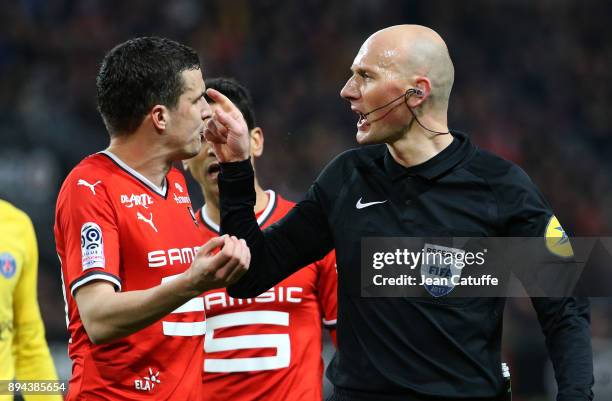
{"left": 206, "top": 88, "right": 237, "bottom": 113}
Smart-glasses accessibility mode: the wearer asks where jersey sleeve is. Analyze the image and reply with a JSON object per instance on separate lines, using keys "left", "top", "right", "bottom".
{"left": 497, "top": 164, "right": 553, "bottom": 237}
{"left": 57, "top": 176, "right": 121, "bottom": 296}
{"left": 12, "top": 212, "right": 63, "bottom": 400}
{"left": 221, "top": 160, "right": 334, "bottom": 298}
{"left": 494, "top": 164, "right": 594, "bottom": 401}
{"left": 314, "top": 250, "right": 337, "bottom": 340}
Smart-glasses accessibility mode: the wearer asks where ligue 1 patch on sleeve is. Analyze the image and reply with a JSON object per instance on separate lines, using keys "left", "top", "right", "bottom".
{"left": 81, "top": 222, "right": 105, "bottom": 270}
{"left": 544, "top": 215, "right": 574, "bottom": 258}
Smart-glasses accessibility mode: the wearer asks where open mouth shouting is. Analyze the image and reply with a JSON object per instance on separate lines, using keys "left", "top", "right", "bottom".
{"left": 207, "top": 161, "right": 220, "bottom": 181}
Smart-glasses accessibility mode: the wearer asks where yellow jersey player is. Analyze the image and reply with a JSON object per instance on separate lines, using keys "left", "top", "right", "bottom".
{"left": 0, "top": 200, "right": 62, "bottom": 400}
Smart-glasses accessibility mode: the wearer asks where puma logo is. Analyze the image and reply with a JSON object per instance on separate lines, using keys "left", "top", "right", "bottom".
{"left": 77, "top": 179, "right": 102, "bottom": 195}
{"left": 137, "top": 212, "right": 158, "bottom": 233}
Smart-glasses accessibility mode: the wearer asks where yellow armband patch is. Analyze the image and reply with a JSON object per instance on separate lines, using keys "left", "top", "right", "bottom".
{"left": 545, "top": 215, "right": 574, "bottom": 258}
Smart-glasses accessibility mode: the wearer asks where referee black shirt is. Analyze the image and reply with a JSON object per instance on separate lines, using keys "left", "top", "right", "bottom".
{"left": 219, "top": 131, "right": 593, "bottom": 401}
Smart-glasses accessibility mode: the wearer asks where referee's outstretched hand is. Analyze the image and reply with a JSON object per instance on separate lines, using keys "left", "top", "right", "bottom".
{"left": 204, "top": 88, "right": 251, "bottom": 163}
{"left": 187, "top": 235, "right": 250, "bottom": 292}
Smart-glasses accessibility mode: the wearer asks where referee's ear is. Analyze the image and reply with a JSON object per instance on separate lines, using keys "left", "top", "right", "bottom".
{"left": 250, "top": 127, "right": 264, "bottom": 158}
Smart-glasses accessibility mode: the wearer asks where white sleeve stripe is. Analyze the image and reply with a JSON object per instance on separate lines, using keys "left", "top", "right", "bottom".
{"left": 162, "top": 321, "right": 206, "bottom": 336}
{"left": 70, "top": 273, "right": 121, "bottom": 296}
{"left": 322, "top": 318, "right": 337, "bottom": 326}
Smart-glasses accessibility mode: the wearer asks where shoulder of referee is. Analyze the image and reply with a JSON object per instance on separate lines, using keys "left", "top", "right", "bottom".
{"left": 465, "top": 148, "right": 553, "bottom": 235}
{"left": 314, "top": 144, "right": 385, "bottom": 188}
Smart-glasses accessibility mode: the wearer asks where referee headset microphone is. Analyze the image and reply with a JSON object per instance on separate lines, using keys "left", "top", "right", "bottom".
{"left": 359, "top": 88, "right": 450, "bottom": 136}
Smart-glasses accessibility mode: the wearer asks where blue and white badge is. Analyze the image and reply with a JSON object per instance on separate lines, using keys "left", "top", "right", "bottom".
{"left": 0, "top": 252, "right": 16, "bottom": 279}
{"left": 81, "top": 222, "right": 105, "bottom": 270}
{"left": 420, "top": 243, "right": 465, "bottom": 297}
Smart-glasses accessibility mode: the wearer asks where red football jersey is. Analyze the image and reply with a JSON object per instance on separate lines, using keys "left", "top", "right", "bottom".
{"left": 55, "top": 151, "right": 205, "bottom": 401}
{"left": 197, "top": 190, "right": 337, "bottom": 401}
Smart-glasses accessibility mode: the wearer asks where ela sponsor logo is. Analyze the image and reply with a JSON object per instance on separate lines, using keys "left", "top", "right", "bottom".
{"left": 134, "top": 368, "right": 161, "bottom": 392}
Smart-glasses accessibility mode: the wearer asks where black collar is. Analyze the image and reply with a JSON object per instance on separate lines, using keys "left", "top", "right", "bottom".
{"left": 383, "top": 131, "right": 474, "bottom": 181}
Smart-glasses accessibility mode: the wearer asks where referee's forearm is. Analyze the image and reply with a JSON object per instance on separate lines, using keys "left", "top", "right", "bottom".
{"left": 533, "top": 297, "right": 594, "bottom": 401}
{"left": 219, "top": 160, "right": 322, "bottom": 298}
{"left": 219, "top": 160, "right": 270, "bottom": 297}
{"left": 218, "top": 159, "right": 257, "bottom": 235}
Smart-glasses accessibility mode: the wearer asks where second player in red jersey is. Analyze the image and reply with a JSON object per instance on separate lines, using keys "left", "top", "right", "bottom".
{"left": 55, "top": 38, "right": 249, "bottom": 401}
{"left": 184, "top": 78, "right": 337, "bottom": 401}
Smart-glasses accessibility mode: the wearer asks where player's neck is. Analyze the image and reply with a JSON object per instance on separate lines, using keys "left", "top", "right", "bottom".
{"left": 203, "top": 179, "right": 268, "bottom": 226}
{"left": 387, "top": 123, "right": 452, "bottom": 168}
{"left": 106, "top": 136, "right": 172, "bottom": 188}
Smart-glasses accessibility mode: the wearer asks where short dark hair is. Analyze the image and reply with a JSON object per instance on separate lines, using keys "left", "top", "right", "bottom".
{"left": 204, "top": 78, "right": 256, "bottom": 131}
{"left": 96, "top": 36, "right": 201, "bottom": 135}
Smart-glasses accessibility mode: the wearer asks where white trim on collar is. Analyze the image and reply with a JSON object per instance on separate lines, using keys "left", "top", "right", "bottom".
{"left": 202, "top": 190, "right": 276, "bottom": 233}
{"left": 201, "top": 205, "right": 220, "bottom": 232}
{"left": 257, "top": 190, "right": 276, "bottom": 226}
{"left": 100, "top": 150, "right": 168, "bottom": 197}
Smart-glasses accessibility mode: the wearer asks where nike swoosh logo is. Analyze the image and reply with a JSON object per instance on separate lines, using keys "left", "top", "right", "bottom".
{"left": 356, "top": 197, "right": 388, "bottom": 209}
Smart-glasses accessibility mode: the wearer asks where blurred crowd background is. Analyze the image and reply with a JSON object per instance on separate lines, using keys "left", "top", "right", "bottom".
{"left": 1, "top": 1, "right": 611, "bottom": 400}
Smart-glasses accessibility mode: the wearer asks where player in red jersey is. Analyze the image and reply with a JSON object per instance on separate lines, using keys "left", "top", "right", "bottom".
{"left": 184, "top": 78, "right": 338, "bottom": 401}
{"left": 54, "top": 38, "right": 250, "bottom": 401}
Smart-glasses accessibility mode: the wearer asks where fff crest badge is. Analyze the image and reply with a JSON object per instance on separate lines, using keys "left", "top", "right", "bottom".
{"left": 420, "top": 243, "right": 465, "bottom": 297}
{"left": 0, "top": 252, "right": 17, "bottom": 279}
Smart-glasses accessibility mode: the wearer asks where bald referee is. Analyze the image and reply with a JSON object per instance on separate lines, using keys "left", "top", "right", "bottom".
{"left": 205, "top": 25, "right": 593, "bottom": 401}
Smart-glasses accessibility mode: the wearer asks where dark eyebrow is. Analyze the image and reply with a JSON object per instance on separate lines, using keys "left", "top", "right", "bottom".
{"left": 193, "top": 91, "right": 206, "bottom": 103}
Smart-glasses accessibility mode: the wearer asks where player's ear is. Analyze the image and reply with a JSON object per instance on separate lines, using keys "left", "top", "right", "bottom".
{"left": 250, "top": 127, "right": 264, "bottom": 158}
{"left": 150, "top": 104, "right": 169, "bottom": 132}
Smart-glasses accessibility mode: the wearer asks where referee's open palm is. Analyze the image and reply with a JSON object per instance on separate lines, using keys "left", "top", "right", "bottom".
{"left": 203, "top": 88, "right": 250, "bottom": 162}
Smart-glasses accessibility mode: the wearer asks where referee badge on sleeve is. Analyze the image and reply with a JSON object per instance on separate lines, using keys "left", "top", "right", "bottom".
{"left": 544, "top": 215, "right": 574, "bottom": 258}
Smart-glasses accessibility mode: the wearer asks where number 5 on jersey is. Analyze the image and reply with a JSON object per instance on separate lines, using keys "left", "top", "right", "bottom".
{"left": 204, "top": 311, "right": 290, "bottom": 372}
{"left": 161, "top": 275, "right": 206, "bottom": 336}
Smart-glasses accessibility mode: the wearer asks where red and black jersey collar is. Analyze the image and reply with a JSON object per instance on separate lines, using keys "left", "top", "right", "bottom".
{"left": 198, "top": 189, "right": 277, "bottom": 233}
{"left": 99, "top": 150, "right": 169, "bottom": 198}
